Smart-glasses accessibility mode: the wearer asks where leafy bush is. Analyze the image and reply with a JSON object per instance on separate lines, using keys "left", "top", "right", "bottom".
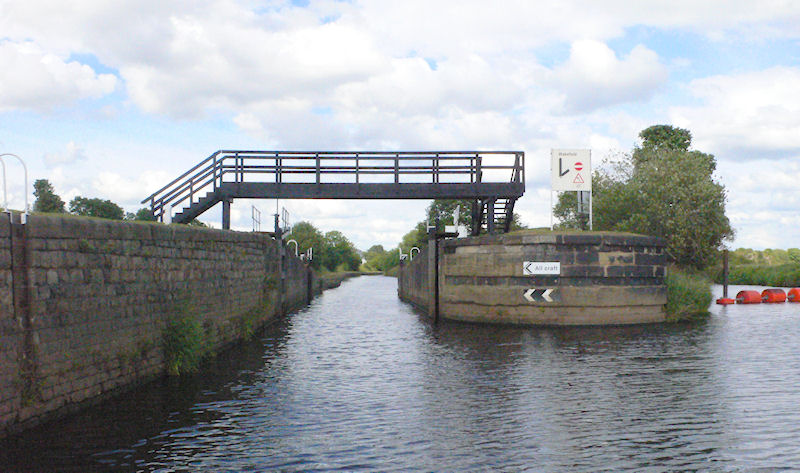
{"left": 665, "top": 268, "right": 712, "bottom": 321}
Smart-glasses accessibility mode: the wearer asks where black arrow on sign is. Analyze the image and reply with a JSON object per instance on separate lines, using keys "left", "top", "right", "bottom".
{"left": 559, "top": 158, "right": 569, "bottom": 177}
{"left": 523, "top": 288, "right": 560, "bottom": 303}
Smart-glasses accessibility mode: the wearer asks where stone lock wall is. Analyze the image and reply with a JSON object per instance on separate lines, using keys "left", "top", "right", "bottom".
{"left": 399, "top": 232, "right": 667, "bottom": 325}
{"left": 0, "top": 214, "right": 314, "bottom": 438}
{"left": 397, "top": 250, "right": 428, "bottom": 312}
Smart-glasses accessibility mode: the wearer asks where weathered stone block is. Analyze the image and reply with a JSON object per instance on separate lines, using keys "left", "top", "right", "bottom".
{"left": 635, "top": 252, "right": 665, "bottom": 266}
{"left": 599, "top": 252, "right": 635, "bottom": 265}
{"left": 606, "top": 265, "right": 658, "bottom": 278}
{"left": 561, "top": 234, "right": 602, "bottom": 246}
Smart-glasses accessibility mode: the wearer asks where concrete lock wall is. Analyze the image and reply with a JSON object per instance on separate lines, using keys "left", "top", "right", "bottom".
{"left": 0, "top": 214, "right": 314, "bottom": 438}
{"left": 399, "top": 232, "right": 667, "bottom": 325}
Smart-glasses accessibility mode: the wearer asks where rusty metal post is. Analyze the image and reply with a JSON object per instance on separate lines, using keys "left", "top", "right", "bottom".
{"left": 722, "top": 249, "right": 729, "bottom": 299}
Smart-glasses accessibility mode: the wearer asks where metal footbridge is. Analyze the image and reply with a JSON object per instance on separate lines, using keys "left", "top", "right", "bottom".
{"left": 142, "top": 150, "right": 525, "bottom": 234}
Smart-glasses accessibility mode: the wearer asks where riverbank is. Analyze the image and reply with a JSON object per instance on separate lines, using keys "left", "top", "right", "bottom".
{"left": 714, "top": 263, "right": 800, "bottom": 287}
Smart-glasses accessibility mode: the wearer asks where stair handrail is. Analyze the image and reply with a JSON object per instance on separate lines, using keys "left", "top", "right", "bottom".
{"left": 141, "top": 150, "right": 221, "bottom": 205}
{"left": 152, "top": 160, "right": 219, "bottom": 211}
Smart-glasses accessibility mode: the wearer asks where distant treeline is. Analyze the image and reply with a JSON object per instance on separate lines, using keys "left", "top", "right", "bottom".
{"left": 716, "top": 248, "right": 800, "bottom": 287}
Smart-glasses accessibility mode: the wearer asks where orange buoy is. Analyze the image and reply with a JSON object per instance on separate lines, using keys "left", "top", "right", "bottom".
{"left": 761, "top": 288, "right": 787, "bottom": 303}
{"left": 787, "top": 288, "right": 800, "bottom": 302}
{"left": 736, "top": 290, "right": 761, "bottom": 304}
{"left": 716, "top": 297, "right": 735, "bottom": 305}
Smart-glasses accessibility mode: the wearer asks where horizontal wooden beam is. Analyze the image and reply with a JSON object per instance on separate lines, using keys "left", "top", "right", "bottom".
{"left": 221, "top": 182, "right": 525, "bottom": 200}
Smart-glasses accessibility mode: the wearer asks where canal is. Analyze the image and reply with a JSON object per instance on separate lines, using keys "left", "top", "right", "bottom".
{"left": 3, "top": 278, "right": 800, "bottom": 471}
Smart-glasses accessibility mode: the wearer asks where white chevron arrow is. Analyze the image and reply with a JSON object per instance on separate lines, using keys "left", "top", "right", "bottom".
{"left": 523, "top": 288, "right": 536, "bottom": 302}
{"left": 523, "top": 288, "right": 556, "bottom": 303}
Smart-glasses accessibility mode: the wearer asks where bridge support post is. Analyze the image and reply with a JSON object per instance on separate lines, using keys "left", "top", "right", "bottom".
{"left": 221, "top": 198, "right": 232, "bottom": 230}
{"left": 486, "top": 198, "right": 496, "bottom": 234}
{"left": 471, "top": 200, "right": 481, "bottom": 236}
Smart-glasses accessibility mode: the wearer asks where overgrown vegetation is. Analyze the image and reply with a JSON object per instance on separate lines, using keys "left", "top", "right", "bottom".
{"left": 712, "top": 248, "right": 800, "bottom": 286}
{"left": 665, "top": 268, "right": 712, "bottom": 321}
{"left": 555, "top": 125, "right": 734, "bottom": 270}
{"left": 163, "top": 309, "right": 208, "bottom": 376}
{"left": 236, "top": 304, "right": 270, "bottom": 341}
{"left": 720, "top": 264, "right": 800, "bottom": 287}
{"left": 69, "top": 196, "right": 126, "bottom": 220}
{"left": 33, "top": 178, "right": 159, "bottom": 222}
{"left": 283, "top": 221, "right": 362, "bottom": 272}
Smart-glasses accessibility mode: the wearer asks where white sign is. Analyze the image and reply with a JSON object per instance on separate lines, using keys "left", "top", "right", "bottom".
{"left": 551, "top": 149, "right": 591, "bottom": 191}
{"left": 523, "top": 261, "right": 561, "bottom": 275}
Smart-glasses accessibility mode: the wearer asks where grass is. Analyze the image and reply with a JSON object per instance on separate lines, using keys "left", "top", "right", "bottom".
{"left": 665, "top": 268, "right": 712, "bottom": 321}
{"left": 506, "top": 227, "right": 644, "bottom": 237}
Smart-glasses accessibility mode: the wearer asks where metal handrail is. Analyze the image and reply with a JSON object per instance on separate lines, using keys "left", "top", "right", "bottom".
{"left": 142, "top": 150, "right": 220, "bottom": 203}
{"left": 0, "top": 153, "right": 27, "bottom": 213}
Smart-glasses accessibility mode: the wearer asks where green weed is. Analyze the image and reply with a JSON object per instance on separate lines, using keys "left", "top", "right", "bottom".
{"left": 665, "top": 268, "right": 712, "bottom": 321}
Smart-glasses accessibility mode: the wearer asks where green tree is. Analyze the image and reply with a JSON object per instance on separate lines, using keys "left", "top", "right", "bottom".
{"left": 789, "top": 249, "right": 800, "bottom": 265}
{"left": 284, "top": 221, "right": 328, "bottom": 270}
{"left": 364, "top": 244, "right": 386, "bottom": 261}
{"left": 555, "top": 125, "right": 733, "bottom": 270}
{"left": 375, "top": 248, "right": 401, "bottom": 270}
{"left": 636, "top": 124, "right": 691, "bottom": 154}
{"left": 32, "top": 179, "right": 66, "bottom": 213}
{"left": 69, "top": 196, "right": 125, "bottom": 220}
{"left": 620, "top": 148, "right": 732, "bottom": 269}
{"left": 322, "top": 230, "right": 361, "bottom": 271}
{"left": 125, "top": 207, "right": 156, "bottom": 221}
{"left": 426, "top": 199, "right": 526, "bottom": 234}
{"left": 401, "top": 221, "right": 428, "bottom": 253}
{"left": 427, "top": 199, "right": 473, "bottom": 229}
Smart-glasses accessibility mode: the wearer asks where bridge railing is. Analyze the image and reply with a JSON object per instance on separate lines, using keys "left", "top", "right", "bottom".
{"left": 142, "top": 151, "right": 524, "bottom": 222}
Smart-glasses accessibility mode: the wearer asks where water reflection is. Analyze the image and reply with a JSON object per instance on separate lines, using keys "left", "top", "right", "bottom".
{"left": 3, "top": 279, "right": 800, "bottom": 471}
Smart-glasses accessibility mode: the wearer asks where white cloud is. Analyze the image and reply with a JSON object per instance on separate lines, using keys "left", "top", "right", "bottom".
{"left": 670, "top": 67, "right": 800, "bottom": 157}
{"left": 43, "top": 141, "right": 88, "bottom": 166}
{"left": 717, "top": 157, "right": 800, "bottom": 249}
{"left": 91, "top": 170, "right": 174, "bottom": 208}
{"left": 549, "top": 40, "right": 667, "bottom": 113}
{"left": 118, "top": 11, "right": 387, "bottom": 117}
{"left": 0, "top": 41, "right": 117, "bottom": 112}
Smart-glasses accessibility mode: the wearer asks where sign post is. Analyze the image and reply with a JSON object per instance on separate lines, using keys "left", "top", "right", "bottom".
{"left": 550, "top": 149, "right": 592, "bottom": 230}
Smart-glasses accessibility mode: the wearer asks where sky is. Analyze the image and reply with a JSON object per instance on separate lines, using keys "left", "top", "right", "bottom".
{"left": 1, "top": 0, "right": 799, "bottom": 251}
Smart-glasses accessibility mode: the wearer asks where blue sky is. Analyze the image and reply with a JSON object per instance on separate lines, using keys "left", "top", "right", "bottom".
{"left": 1, "top": 0, "right": 799, "bottom": 250}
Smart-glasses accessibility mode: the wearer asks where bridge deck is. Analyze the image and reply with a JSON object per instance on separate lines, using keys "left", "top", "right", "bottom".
{"left": 142, "top": 150, "right": 525, "bottom": 233}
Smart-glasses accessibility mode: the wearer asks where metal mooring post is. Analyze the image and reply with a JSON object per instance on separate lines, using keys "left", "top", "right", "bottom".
{"left": 427, "top": 219, "right": 439, "bottom": 324}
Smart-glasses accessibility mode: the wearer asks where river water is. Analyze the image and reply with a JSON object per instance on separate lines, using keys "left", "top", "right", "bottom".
{"left": 3, "top": 278, "right": 800, "bottom": 472}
